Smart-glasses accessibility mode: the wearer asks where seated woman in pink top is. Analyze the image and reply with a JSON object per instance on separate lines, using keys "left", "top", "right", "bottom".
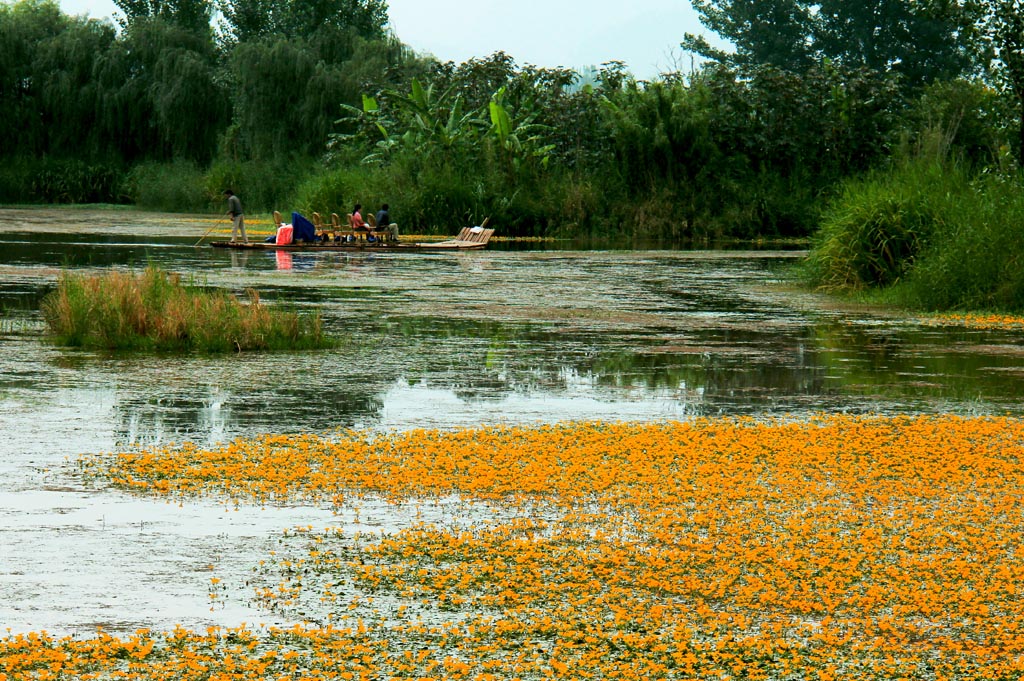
{"left": 350, "top": 204, "right": 373, "bottom": 238}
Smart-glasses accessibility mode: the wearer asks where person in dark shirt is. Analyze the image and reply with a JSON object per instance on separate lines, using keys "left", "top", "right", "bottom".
{"left": 224, "top": 189, "right": 248, "bottom": 244}
{"left": 375, "top": 203, "right": 398, "bottom": 242}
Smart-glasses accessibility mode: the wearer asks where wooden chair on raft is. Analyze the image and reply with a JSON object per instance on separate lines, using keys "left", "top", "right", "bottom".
{"left": 453, "top": 217, "right": 493, "bottom": 245}
{"left": 367, "top": 213, "right": 398, "bottom": 242}
{"left": 420, "top": 217, "right": 494, "bottom": 249}
{"left": 367, "top": 213, "right": 386, "bottom": 242}
{"left": 330, "top": 213, "right": 355, "bottom": 242}
{"left": 312, "top": 212, "right": 334, "bottom": 242}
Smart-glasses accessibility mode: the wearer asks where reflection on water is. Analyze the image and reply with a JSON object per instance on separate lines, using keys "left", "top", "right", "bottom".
{"left": 2, "top": 212, "right": 1024, "bottom": 448}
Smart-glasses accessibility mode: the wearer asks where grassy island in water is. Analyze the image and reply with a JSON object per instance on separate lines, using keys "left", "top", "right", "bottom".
{"left": 41, "top": 266, "right": 332, "bottom": 352}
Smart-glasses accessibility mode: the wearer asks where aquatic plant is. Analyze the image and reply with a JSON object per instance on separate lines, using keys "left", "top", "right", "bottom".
{"left": 41, "top": 265, "right": 333, "bottom": 352}
{"left": 52, "top": 415, "right": 1024, "bottom": 679}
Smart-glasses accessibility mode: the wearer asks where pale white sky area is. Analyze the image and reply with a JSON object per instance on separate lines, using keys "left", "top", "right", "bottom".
{"left": 56, "top": 0, "right": 712, "bottom": 79}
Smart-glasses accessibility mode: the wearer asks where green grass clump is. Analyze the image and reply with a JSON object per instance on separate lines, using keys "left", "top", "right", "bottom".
{"left": 895, "top": 171, "right": 1024, "bottom": 310}
{"left": 806, "top": 157, "right": 959, "bottom": 290}
{"left": 41, "top": 266, "right": 333, "bottom": 352}
{"left": 806, "top": 152, "right": 1024, "bottom": 311}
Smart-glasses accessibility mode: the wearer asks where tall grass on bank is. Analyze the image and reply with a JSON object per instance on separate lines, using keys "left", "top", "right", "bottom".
{"left": 124, "top": 159, "right": 310, "bottom": 213}
{"left": 0, "top": 158, "right": 128, "bottom": 205}
{"left": 41, "top": 266, "right": 333, "bottom": 352}
{"left": 806, "top": 150, "right": 1024, "bottom": 311}
{"left": 898, "top": 175, "right": 1024, "bottom": 311}
{"left": 806, "top": 157, "right": 960, "bottom": 290}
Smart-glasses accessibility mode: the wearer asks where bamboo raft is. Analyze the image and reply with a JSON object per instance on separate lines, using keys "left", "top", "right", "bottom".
{"left": 211, "top": 221, "right": 495, "bottom": 252}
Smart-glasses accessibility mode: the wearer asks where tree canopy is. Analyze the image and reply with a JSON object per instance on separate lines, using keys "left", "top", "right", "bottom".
{"left": 113, "top": 0, "right": 212, "bottom": 34}
{"left": 217, "top": 0, "right": 387, "bottom": 43}
{"left": 684, "top": 0, "right": 989, "bottom": 86}
{"left": 990, "top": 0, "right": 1024, "bottom": 152}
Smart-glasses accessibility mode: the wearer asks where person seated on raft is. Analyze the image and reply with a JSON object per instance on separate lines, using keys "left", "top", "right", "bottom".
{"left": 375, "top": 203, "right": 399, "bottom": 242}
{"left": 349, "top": 204, "right": 380, "bottom": 241}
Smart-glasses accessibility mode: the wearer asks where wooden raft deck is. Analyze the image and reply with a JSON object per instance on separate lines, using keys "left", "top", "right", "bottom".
{"left": 416, "top": 227, "right": 495, "bottom": 249}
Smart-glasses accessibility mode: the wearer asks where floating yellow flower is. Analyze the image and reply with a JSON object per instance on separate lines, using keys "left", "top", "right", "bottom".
{"left": 7, "top": 415, "right": 1023, "bottom": 679}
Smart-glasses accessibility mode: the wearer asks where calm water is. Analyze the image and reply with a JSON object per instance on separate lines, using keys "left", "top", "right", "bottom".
{"left": 2, "top": 207, "right": 1023, "bottom": 636}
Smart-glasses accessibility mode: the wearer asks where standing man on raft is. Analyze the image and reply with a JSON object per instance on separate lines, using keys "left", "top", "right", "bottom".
{"left": 224, "top": 189, "right": 248, "bottom": 244}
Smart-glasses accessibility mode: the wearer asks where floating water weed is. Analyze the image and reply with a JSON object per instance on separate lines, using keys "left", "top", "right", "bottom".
{"left": 51, "top": 416, "right": 1024, "bottom": 678}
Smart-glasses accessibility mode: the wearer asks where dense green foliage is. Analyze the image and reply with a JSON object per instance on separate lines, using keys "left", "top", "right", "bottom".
{"left": 0, "top": 0, "right": 410, "bottom": 209}
{"left": 808, "top": 147, "right": 1024, "bottom": 311}
{"left": 3, "top": 0, "right": 1024, "bottom": 299}
{"left": 684, "top": 0, "right": 988, "bottom": 87}
{"left": 991, "top": 0, "right": 1024, "bottom": 154}
{"left": 41, "top": 265, "right": 333, "bottom": 351}
{"left": 808, "top": 153, "right": 962, "bottom": 290}
{"left": 795, "top": 1, "right": 1024, "bottom": 311}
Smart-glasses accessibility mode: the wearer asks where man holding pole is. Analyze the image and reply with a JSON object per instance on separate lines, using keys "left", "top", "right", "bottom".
{"left": 224, "top": 189, "right": 248, "bottom": 244}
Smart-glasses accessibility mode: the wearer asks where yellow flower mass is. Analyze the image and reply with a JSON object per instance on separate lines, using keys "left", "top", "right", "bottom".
{"left": 7, "top": 415, "right": 1024, "bottom": 680}
{"left": 922, "top": 313, "right": 1024, "bottom": 329}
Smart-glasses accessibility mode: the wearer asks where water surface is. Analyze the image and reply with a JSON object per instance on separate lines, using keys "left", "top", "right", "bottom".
{"left": 2, "top": 208, "right": 1022, "bottom": 636}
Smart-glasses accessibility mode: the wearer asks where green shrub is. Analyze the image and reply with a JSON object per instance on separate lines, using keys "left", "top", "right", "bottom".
{"left": 896, "top": 172, "right": 1024, "bottom": 310}
{"left": 806, "top": 157, "right": 960, "bottom": 290}
{"left": 91, "top": 158, "right": 314, "bottom": 214}
{"left": 0, "top": 158, "right": 128, "bottom": 205}
{"left": 291, "top": 165, "right": 388, "bottom": 219}
{"left": 292, "top": 162, "right": 491, "bottom": 234}
{"left": 204, "top": 159, "right": 311, "bottom": 213}
{"left": 125, "top": 161, "right": 209, "bottom": 212}
{"left": 41, "top": 266, "right": 334, "bottom": 352}
{"left": 807, "top": 150, "right": 1024, "bottom": 311}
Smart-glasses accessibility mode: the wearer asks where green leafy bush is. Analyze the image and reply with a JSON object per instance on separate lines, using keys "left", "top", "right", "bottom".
{"left": 0, "top": 158, "right": 128, "bottom": 205}
{"left": 124, "top": 161, "right": 209, "bottom": 212}
{"left": 807, "top": 157, "right": 958, "bottom": 289}
{"left": 204, "top": 159, "right": 311, "bottom": 214}
{"left": 896, "top": 172, "right": 1024, "bottom": 310}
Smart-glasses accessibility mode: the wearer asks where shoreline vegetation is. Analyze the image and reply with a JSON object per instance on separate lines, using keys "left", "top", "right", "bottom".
{"left": 2, "top": 0, "right": 1022, "bottom": 303}
{"left": 803, "top": 144, "right": 1024, "bottom": 312}
{"left": 3, "top": 0, "right": 1023, "bottom": 311}
{"left": 40, "top": 266, "right": 333, "bottom": 352}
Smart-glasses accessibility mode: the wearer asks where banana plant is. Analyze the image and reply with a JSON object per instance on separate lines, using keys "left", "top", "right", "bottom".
{"left": 333, "top": 79, "right": 554, "bottom": 175}
{"left": 488, "top": 86, "right": 555, "bottom": 176}
{"left": 329, "top": 93, "right": 389, "bottom": 161}
{"left": 331, "top": 78, "right": 489, "bottom": 163}
{"left": 387, "top": 78, "right": 487, "bottom": 153}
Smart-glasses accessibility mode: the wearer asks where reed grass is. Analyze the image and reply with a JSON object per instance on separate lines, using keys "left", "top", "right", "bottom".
{"left": 41, "top": 266, "right": 334, "bottom": 352}
{"left": 805, "top": 157, "right": 958, "bottom": 290}
{"left": 806, "top": 149, "right": 1024, "bottom": 311}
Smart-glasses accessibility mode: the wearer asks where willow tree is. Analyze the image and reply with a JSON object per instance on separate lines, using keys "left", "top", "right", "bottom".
{"left": 113, "top": 0, "right": 213, "bottom": 34}
{"left": 93, "top": 17, "right": 226, "bottom": 162}
{"left": 219, "top": 0, "right": 401, "bottom": 160}
{"left": 0, "top": 0, "right": 130, "bottom": 160}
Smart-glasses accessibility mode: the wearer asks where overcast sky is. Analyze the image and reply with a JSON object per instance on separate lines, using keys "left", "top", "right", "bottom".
{"left": 56, "top": 0, "right": 712, "bottom": 79}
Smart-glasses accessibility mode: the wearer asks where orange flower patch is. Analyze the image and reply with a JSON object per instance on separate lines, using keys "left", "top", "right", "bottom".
{"left": 922, "top": 312, "right": 1024, "bottom": 329}
{"left": 24, "top": 415, "right": 1024, "bottom": 679}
